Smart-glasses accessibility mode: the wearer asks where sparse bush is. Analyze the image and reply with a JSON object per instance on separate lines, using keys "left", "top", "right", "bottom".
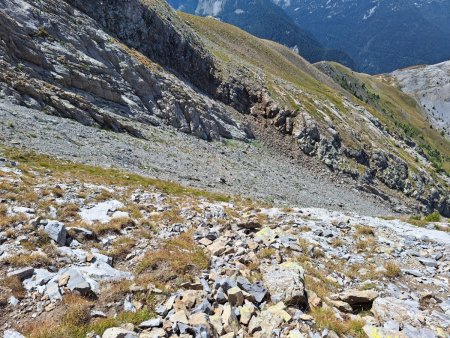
{"left": 0, "top": 276, "right": 26, "bottom": 299}
{"left": 331, "top": 238, "right": 344, "bottom": 247}
{"left": 258, "top": 247, "right": 275, "bottom": 259}
{"left": 355, "top": 225, "right": 375, "bottom": 236}
{"left": 107, "top": 237, "right": 136, "bottom": 260}
{"left": 383, "top": 261, "right": 401, "bottom": 278}
{"left": 355, "top": 238, "right": 375, "bottom": 252}
{"left": 2, "top": 252, "right": 51, "bottom": 267}
{"left": 424, "top": 212, "right": 441, "bottom": 222}
{"left": 310, "top": 307, "right": 366, "bottom": 337}
{"left": 89, "top": 217, "right": 134, "bottom": 236}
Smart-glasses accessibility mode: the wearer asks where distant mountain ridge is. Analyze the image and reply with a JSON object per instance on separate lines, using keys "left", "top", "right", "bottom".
{"left": 274, "top": 0, "right": 450, "bottom": 74}
{"left": 168, "top": 0, "right": 355, "bottom": 68}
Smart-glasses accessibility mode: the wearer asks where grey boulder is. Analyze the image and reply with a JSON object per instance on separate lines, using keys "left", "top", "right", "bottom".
{"left": 262, "top": 262, "right": 307, "bottom": 306}
{"left": 44, "top": 221, "right": 67, "bottom": 246}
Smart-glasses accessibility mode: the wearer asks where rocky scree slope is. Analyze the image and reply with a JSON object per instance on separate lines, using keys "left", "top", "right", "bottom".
{"left": 0, "top": 152, "right": 450, "bottom": 338}
{"left": 0, "top": 0, "right": 449, "bottom": 216}
{"left": 391, "top": 61, "right": 450, "bottom": 138}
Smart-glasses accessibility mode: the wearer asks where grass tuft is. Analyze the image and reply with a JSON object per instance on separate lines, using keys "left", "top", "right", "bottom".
{"left": 137, "top": 229, "right": 210, "bottom": 283}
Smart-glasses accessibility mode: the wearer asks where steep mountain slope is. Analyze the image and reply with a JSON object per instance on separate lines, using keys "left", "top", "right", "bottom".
{"left": 315, "top": 61, "right": 450, "bottom": 176}
{"left": 0, "top": 0, "right": 449, "bottom": 220}
{"left": 181, "top": 13, "right": 450, "bottom": 215}
{"left": 0, "top": 0, "right": 250, "bottom": 141}
{"left": 274, "top": 0, "right": 450, "bottom": 74}
{"left": 167, "top": 0, "right": 355, "bottom": 68}
{"left": 391, "top": 61, "right": 450, "bottom": 138}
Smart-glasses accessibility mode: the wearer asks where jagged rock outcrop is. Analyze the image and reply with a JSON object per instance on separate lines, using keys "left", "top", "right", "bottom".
{"left": 0, "top": 0, "right": 251, "bottom": 141}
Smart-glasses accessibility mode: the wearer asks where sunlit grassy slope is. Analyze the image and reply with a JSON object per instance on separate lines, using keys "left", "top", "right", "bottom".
{"left": 317, "top": 62, "right": 450, "bottom": 173}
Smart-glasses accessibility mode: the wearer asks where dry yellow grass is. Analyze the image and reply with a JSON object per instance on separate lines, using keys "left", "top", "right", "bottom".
{"left": 2, "top": 252, "right": 51, "bottom": 267}
{"left": 355, "top": 225, "right": 375, "bottom": 236}
{"left": 0, "top": 213, "right": 28, "bottom": 230}
{"left": 0, "top": 276, "right": 26, "bottom": 299}
{"left": 21, "top": 293, "right": 153, "bottom": 338}
{"left": 258, "top": 247, "right": 276, "bottom": 259}
{"left": 311, "top": 307, "right": 366, "bottom": 337}
{"left": 383, "top": 261, "right": 401, "bottom": 278}
{"left": 58, "top": 203, "right": 80, "bottom": 221}
{"left": 88, "top": 217, "right": 134, "bottom": 236}
{"left": 137, "top": 230, "right": 210, "bottom": 283}
{"left": 107, "top": 237, "right": 136, "bottom": 260}
{"left": 355, "top": 238, "right": 375, "bottom": 252}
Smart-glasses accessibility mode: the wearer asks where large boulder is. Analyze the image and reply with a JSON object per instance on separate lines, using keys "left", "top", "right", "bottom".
{"left": 336, "top": 289, "right": 378, "bottom": 309}
{"left": 262, "top": 262, "right": 307, "bottom": 307}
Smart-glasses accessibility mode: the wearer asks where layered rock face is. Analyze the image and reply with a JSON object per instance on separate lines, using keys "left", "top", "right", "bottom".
{"left": 0, "top": 0, "right": 250, "bottom": 141}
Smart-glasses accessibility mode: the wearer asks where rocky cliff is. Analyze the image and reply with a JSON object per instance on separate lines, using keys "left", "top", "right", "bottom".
{"left": 0, "top": 0, "right": 250, "bottom": 141}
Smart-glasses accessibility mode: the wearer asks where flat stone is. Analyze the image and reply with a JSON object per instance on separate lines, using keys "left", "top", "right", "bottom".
{"left": 403, "top": 269, "right": 422, "bottom": 277}
{"left": 90, "top": 310, "right": 107, "bottom": 318}
{"left": 363, "top": 325, "right": 407, "bottom": 338}
{"left": 189, "top": 312, "right": 209, "bottom": 327}
{"left": 7, "top": 267, "right": 34, "bottom": 281}
{"left": 207, "top": 240, "right": 228, "bottom": 256}
{"left": 259, "top": 302, "right": 291, "bottom": 333}
{"left": 80, "top": 200, "right": 124, "bottom": 224}
{"left": 45, "top": 281, "right": 62, "bottom": 301}
{"left": 337, "top": 289, "right": 378, "bottom": 308}
{"left": 330, "top": 300, "right": 353, "bottom": 313}
{"left": 102, "top": 327, "right": 138, "bottom": 338}
{"left": 139, "top": 328, "right": 166, "bottom": 338}
{"left": 199, "top": 238, "right": 212, "bottom": 246}
{"left": 170, "top": 310, "right": 189, "bottom": 324}
{"left": 55, "top": 268, "right": 98, "bottom": 296}
{"left": 239, "top": 303, "right": 254, "bottom": 325}
{"left": 236, "top": 276, "right": 267, "bottom": 304}
{"left": 138, "top": 318, "right": 162, "bottom": 329}
{"left": 418, "top": 257, "right": 438, "bottom": 268}
{"left": 248, "top": 315, "right": 262, "bottom": 334}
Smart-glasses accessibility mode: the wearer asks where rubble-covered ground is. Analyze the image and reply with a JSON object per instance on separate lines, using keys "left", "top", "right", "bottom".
{"left": 1, "top": 148, "right": 450, "bottom": 338}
